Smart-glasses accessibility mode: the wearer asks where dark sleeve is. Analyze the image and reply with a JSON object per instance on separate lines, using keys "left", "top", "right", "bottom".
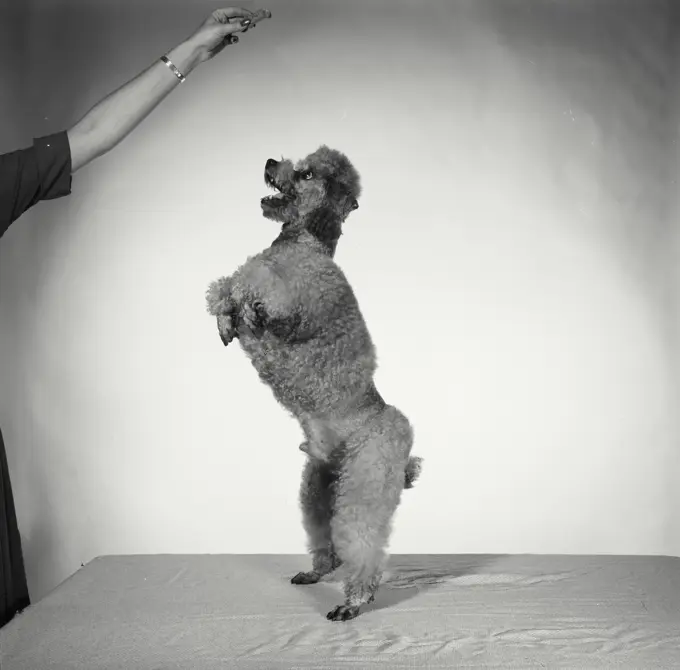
{"left": 0, "top": 427, "right": 31, "bottom": 627}
{"left": 0, "top": 131, "right": 73, "bottom": 240}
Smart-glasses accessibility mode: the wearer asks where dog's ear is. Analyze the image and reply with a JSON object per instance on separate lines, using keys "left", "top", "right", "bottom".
{"left": 326, "top": 177, "right": 344, "bottom": 200}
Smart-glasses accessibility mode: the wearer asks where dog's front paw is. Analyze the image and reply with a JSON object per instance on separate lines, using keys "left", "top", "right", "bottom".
{"left": 240, "top": 300, "right": 268, "bottom": 337}
{"left": 216, "top": 315, "right": 237, "bottom": 347}
{"left": 326, "top": 604, "right": 361, "bottom": 622}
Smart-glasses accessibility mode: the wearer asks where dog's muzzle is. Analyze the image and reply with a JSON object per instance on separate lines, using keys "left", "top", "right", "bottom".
{"left": 262, "top": 158, "right": 294, "bottom": 209}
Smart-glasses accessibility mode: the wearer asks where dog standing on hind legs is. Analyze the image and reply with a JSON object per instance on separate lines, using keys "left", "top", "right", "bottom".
{"left": 205, "top": 146, "right": 423, "bottom": 621}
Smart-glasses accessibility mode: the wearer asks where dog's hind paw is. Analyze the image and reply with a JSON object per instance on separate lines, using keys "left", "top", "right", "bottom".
{"left": 291, "top": 570, "right": 321, "bottom": 585}
{"left": 326, "top": 604, "right": 361, "bottom": 622}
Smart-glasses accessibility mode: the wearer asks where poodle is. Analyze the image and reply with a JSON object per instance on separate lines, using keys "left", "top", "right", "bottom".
{"left": 205, "top": 146, "right": 423, "bottom": 621}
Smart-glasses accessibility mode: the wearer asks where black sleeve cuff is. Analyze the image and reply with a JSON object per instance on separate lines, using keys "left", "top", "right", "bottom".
{"left": 33, "top": 131, "right": 72, "bottom": 201}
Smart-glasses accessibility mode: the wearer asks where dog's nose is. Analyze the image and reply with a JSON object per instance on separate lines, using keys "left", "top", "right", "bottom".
{"left": 266, "top": 158, "right": 278, "bottom": 169}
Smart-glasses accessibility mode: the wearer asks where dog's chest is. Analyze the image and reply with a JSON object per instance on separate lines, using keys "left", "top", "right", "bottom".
{"left": 238, "top": 332, "right": 317, "bottom": 413}
{"left": 235, "top": 245, "right": 373, "bottom": 415}
{"left": 262, "top": 244, "right": 334, "bottom": 282}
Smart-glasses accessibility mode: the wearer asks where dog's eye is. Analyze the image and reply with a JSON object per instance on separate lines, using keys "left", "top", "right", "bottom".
{"left": 302, "top": 170, "right": 313, "bottom": 180}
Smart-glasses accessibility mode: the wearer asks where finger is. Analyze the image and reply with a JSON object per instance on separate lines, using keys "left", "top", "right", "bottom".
{"left": 217, "top": 35, "right": 239, "bottom": 55}
{"left": 220, "top": 17, "right": 253, "bottom": 35}
{"left": 221, "top": 8, "right": 269, "bottom": 35}
{"left": 211, "top": 7, "right": 255, "bottom": 23}
{"left": 248, "top": 8, "right": 272, "bottom": 26}
{"left": 208, "top": 35, "right": 238, "bottom": 59}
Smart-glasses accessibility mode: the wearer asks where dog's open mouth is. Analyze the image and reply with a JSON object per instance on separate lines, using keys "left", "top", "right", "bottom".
{"left": 261, "top": 173, "right": 294, "bottom": 209}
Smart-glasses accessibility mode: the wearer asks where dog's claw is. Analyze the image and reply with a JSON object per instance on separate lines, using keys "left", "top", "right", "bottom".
{"left": 291, "top": 571, "right": 320, "bottom": 585}
{"left": 326, "top": 604, "right": 361, "bottom": 622}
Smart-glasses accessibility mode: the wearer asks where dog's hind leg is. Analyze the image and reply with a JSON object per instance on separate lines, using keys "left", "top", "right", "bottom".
{"left": 291, "top": 458, "right": 340, "bottom": 585}
{"left": 326, "top": 406, "right": 413, "bottom": 621}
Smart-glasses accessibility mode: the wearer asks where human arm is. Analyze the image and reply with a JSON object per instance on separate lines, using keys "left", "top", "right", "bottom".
{"left": 0, "top": 8, "right": 270, "bottom": 239}
{"left": 67, "top": 7, "right": 271, "bottom": 173}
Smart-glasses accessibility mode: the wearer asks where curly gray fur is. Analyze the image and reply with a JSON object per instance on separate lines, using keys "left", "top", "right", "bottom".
{"left": 206, "top": 146, "right": 422, "bottom": 621}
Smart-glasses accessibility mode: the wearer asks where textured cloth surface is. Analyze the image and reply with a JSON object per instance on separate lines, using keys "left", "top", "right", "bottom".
{"left": 1, "top": 553, "right": 680, "bottom": 669}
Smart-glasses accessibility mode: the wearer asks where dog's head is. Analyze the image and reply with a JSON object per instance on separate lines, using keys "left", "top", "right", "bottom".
{"left": 261, "top": 146, "right": 361, "bottom": 228}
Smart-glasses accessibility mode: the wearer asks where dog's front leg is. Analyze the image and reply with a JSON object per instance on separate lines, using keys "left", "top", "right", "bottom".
{"left": 206, "top": 275, "right": 239, "bottom": 347}
{"left": 240, "top": 298, "right": 303, "bottom": 342}
{"left": 239, "top": 300, "right": 269, "bottom": 339}
{"left": 220, "top": 261, "right": 305, "bottom": 342}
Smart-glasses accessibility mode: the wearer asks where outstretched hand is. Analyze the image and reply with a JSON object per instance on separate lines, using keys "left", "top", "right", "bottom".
{"left": 189, "top": 7, "right": 272, "bottom": 62}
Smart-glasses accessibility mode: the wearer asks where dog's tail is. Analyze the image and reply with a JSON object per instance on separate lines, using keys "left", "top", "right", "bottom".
{"left": 404, "top": 456, "right": 423, "bottom": 489}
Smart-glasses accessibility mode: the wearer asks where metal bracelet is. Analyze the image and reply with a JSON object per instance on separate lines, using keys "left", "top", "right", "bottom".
{"left": 161, "top": 56, "right": 186, "bottom": 83}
